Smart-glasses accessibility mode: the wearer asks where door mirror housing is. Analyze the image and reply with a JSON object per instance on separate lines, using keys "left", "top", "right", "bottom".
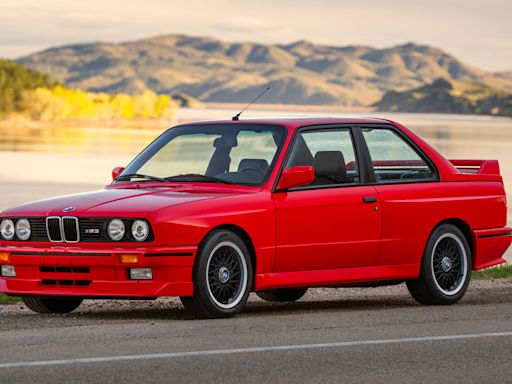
{"left": 276, "top": 166, "right": 315, "bottom": 190}
{"left": 112, "top": 167, "right": 125, "bottom": 181}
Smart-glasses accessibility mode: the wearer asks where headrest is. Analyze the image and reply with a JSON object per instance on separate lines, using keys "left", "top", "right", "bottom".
{"left": 214, "top": 136, "right": 238, "bottom": 148}
{"left": 313, "top": 151, "right": 346, "bottom": 178}
{"left": 238, "top": 159, "right": 270, "bottom": 172}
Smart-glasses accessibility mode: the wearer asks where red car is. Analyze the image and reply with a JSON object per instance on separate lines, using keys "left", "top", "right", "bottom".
{"left": 0, "top": 118, "right": 510, "bottom": 318}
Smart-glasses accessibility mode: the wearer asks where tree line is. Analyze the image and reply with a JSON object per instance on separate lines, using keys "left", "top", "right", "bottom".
{"left": 0, "top": 59, "right": 177, "bottom": 120}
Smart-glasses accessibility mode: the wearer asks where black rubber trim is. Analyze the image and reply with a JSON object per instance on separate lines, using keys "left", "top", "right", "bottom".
{"left": 10, "top": 252, "right": 111, "bottom": 257}
{"left": 477, "top": 232, "right": 512, "bottom": 239}
{"left": 145, "top": 252, "right": 194, "bottom": 257}
{"left": 352, "top": 126, "right": 374, "bottom": 184}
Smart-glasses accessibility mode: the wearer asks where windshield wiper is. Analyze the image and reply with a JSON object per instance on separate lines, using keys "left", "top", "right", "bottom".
{"left": 115, "top": 173, "right": 167, "bottom": 182}
{"left": 164, "top": 174, "right": 233, "bottom": 184}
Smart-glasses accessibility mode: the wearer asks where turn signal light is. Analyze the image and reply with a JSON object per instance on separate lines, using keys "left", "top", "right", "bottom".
{"left": 120, "top": 254, "right": 139, "bottom": 264}
{"left": 0, "top": 252, "right": 10, "bottom": 263}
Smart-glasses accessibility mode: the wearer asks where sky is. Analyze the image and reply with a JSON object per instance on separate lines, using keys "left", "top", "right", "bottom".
{"left": 0, "top": 0, "right": 511, "bottom": 71}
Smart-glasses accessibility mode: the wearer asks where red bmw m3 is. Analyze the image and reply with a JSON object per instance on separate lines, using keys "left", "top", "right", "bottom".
{"left": 1, "top": 118, "right": 510, "bottom": 318}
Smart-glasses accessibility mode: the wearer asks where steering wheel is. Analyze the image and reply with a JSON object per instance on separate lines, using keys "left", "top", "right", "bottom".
{"left": 399, "top": 170, "right": 419, "bottom": 179}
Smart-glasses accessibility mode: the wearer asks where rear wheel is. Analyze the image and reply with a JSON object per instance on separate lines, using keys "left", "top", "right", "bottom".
{"left": 256, "top": 288, "right": 307, "bottom": 302}
{"left": 407, "top": 224, "right": 471, "bottom": 305}
{"left": 22, "top": 296, "right": 83, "bottom": 314}
{"left": 180, "top": 230, "right": 253, "bottom": 319}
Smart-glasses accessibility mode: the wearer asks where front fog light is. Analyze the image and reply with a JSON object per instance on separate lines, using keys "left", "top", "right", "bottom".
{"left": 129, "top": 268, "right": 152, "bottom": 280}
{"left": 1, "top": 265, "right": 16, "bottom": 277}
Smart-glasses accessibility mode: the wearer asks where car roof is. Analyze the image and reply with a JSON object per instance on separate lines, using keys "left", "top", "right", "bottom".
{"left": 180, "top": 117, "right": 395, "bottom": 130}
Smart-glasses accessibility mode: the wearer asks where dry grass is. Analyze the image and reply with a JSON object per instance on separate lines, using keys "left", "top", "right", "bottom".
{"left": 0, "top": 294, "right": 19, "bottom": 305}
{"left": 473, "top": 264, "right": 512, "bottom": 280}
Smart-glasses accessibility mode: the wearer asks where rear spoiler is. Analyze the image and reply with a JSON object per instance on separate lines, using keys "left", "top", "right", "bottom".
{"left": 449, "top": 159, "right": 502, "bottom": 182}
{"left": 449, "top": 159, "right": 500, "bottom": 175}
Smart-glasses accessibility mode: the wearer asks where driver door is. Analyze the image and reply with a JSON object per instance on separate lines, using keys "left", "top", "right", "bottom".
{"left": 272, "top": 127, "right": 382, "bottom": 272}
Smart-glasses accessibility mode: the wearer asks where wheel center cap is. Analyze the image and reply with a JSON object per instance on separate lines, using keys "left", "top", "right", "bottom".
{"left": 218, "top": 267, "right": 230, "bottom": 283}
{"left": 441, "top": 257, "right": 452, "bottom": 272}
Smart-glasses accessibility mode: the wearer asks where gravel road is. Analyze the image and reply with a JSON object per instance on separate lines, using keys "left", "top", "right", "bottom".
{"left": 1, "top": 280, "right": 512, "bottom": 383}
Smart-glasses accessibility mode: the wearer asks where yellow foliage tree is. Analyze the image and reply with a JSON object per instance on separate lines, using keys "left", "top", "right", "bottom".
{"left": 20, "top": 86, "right": 177, "bottom": 121}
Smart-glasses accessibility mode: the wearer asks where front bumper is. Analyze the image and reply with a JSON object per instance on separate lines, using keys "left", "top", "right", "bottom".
{"left": 0, "top": 244, "right": 196, "bottom": 298}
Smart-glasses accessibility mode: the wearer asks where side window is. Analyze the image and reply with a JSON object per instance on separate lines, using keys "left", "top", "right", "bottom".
{"left": 362, "top": 128, "right": 436, "bottom": 183}
{"left": 286, "top": 129, "right": 359, "bottom": 186}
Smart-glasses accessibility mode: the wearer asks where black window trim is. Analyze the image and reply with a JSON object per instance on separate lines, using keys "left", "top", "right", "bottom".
{"left": 272, "top": 122, "right": 440, "bottom": 193}
{"left": 357, "top": 123, "right": 440, "bottom": 185}
{"left": 272, "top": 123, "right": 369, "bottom": 193}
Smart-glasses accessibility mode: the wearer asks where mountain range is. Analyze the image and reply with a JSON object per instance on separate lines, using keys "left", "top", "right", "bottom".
{"left": 17, "top": 34, "right": 512, "bottom": 106}
{"left": 374, "top": 78, "right": 512, "bottom": 116}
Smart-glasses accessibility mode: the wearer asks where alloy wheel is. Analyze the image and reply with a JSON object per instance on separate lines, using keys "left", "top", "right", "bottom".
{"left": 206, "top": 241, "right": 248, "bottom": 309}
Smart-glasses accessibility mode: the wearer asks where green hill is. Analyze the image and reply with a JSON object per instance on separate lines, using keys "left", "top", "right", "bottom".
{"left": 374, "top": 78, "right": 512, "bottom": 116}
{"left": 17, "top": 34, "right": 512, "bottom": 106}
{"left": 0, "top": 59, "right": 55, "bottom": 113}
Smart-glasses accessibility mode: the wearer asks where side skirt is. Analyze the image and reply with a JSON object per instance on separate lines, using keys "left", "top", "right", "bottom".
{"left": 254, "top": 264, "right": 420, "bottom": 291}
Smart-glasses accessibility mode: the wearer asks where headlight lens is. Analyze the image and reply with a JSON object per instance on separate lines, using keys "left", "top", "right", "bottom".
{"left": 107, "top": 219, "right": 125, "bottom": 241}
{"left": 15, "top": 219, "right": 31, "bottom": 241}
{"left": 0, "top": 219, "right": 15, "bottom": 240}
{"left": 131, "top": 220, "right": 149, "bottom": 242}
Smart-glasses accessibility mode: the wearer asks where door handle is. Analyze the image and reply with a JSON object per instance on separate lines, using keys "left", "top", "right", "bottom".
{"left": 362, "top": 196, "right": 377, "bottom": 203}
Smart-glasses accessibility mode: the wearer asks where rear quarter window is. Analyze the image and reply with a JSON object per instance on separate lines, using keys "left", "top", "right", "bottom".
{"left": 362, "top": 128, "right": 436, "bottom": 183}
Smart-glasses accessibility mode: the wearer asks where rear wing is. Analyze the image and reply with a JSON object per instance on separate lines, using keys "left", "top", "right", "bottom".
{"left": 449, "top": 160, "right": 500, "bottom": 175}
{"left": 449, "top": 159, "right": 503, "bottom": 182}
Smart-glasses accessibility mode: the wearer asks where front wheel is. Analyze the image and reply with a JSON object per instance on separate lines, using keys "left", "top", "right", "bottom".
{"left": 22, "top": 296, "right": 83, "bottom": 314}
{"left": 180, "top": 230, "right": 253, "bottom": 319}
{"left": 407, "top": 224, "right": 472, "bottom": 305}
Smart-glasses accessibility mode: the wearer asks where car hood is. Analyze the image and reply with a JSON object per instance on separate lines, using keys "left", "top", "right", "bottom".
{"left": 1, "top": 184, "right": 247, "bottom": 217}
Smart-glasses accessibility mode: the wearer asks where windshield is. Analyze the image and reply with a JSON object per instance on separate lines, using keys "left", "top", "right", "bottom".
{"left": 117, "top": 124, "right": 286, "bottom": 186}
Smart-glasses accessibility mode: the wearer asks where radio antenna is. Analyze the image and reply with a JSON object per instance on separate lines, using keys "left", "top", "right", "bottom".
{"left": 232, "top": 86, "right": 270, "bottom": 121}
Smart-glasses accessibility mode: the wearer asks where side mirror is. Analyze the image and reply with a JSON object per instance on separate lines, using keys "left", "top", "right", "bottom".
{"left": 276, "top": 166, "right": 315, "bottom": 190}
{"left": 112, "top": 167, "right": 125, "bottom": 181}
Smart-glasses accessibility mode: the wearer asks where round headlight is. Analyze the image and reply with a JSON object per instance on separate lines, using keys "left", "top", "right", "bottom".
{"left": 108, "top": 219, "right": 125, "bottom": 241}
{"left": 131, "top": 220, "right": 149, "bottom": 242}
{"left": 0, "top": 219, "right": 15, "bottom": 240}
{"left": 15, "top": 219, "right": 31, "bottom": 241}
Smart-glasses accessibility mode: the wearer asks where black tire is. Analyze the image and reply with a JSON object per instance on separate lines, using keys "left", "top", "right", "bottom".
{"left": 180, "top": 230, "right": 253, "bottom": 319}
{"left": 256, "top": 288, "right": 307, "bottom": 302}
{"left": 407, "top": 224, "right": 472, "bottom": 305}
{"left": 22, "top": 296, "right": 83, "bottom": 314}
